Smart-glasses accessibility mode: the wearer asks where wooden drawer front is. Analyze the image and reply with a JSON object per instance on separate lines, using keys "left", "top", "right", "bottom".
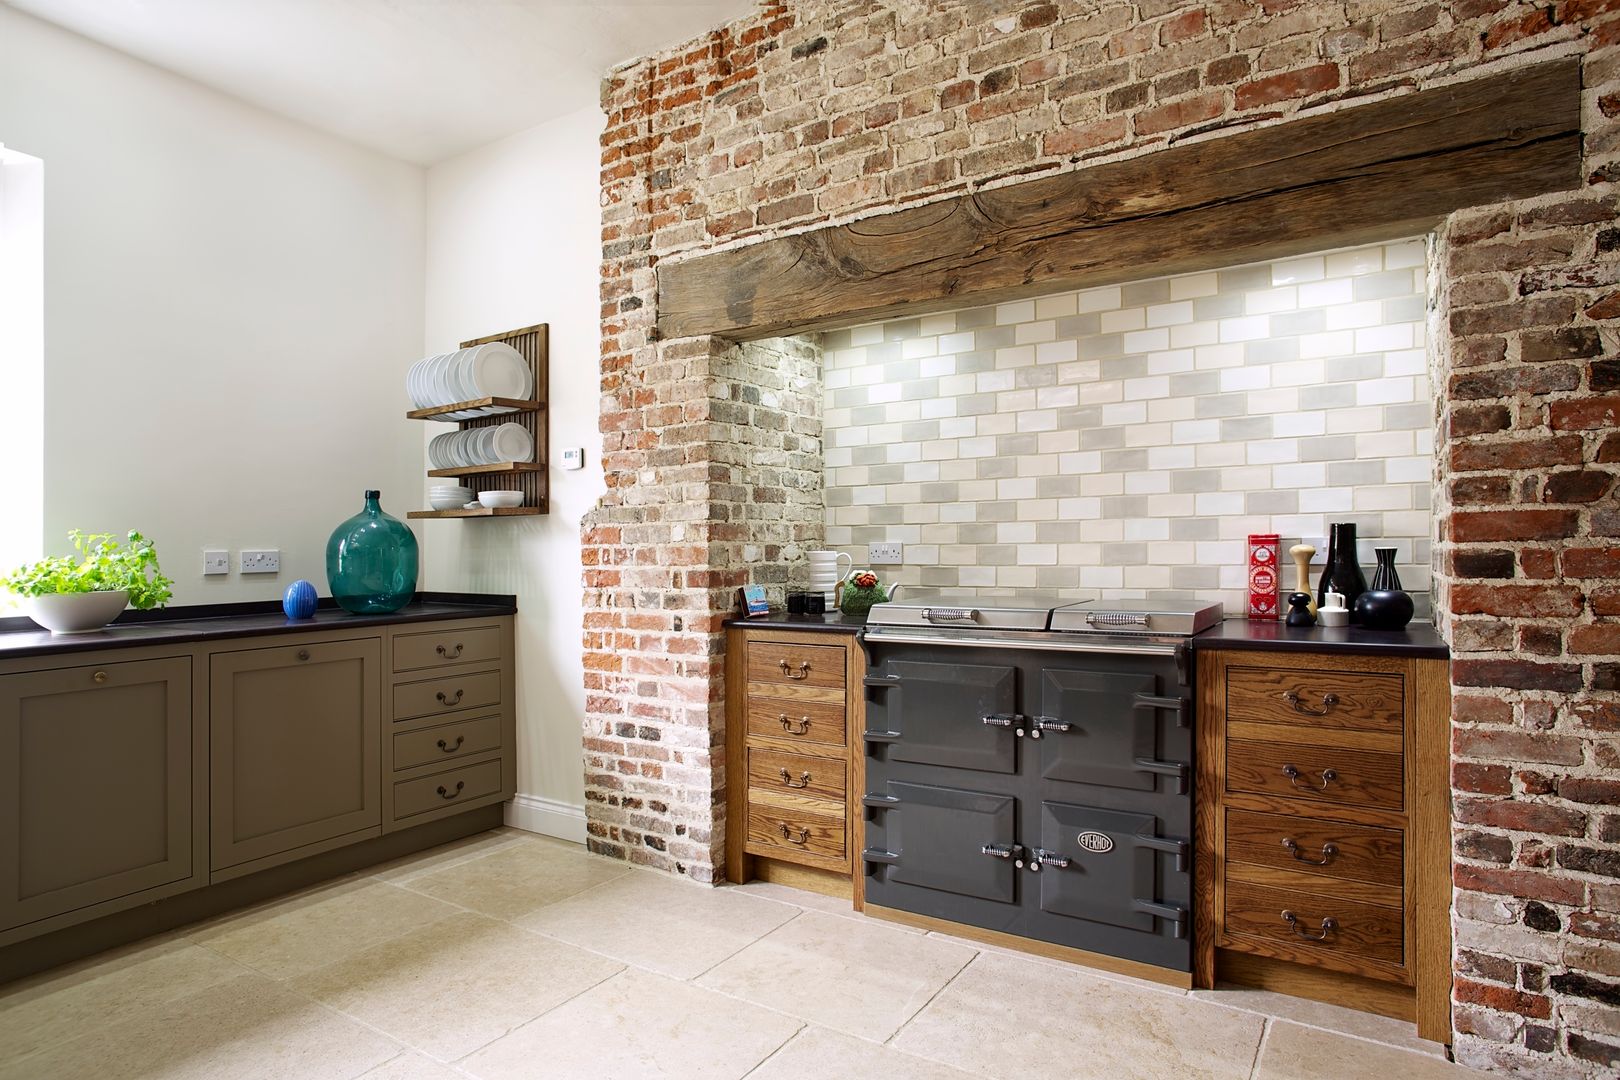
{"left": 745, "top": 696, "right": 847, "bottom": 749}
{"left": 747, "top": 747, "right": 846, "bottom": 810}
{"left": 1227, "top": 667, "right": 1404, "bottom": 734}
{"left": 393, "top": 760, "right": 503, "bottom": 820}
{"left": 1227, "top": 739, "right": 1403, "bottom": 812}
{"left": 747, "top": 641, "right": 846, "bottom": 693}
{"left": 393, "top": 715, "right": 502, "bottom": 772}
{"left": 393, "top": 670, "right": 502, "bottom": 721}
{"left": 1223, "top": 881, "right": 1403, "bottom": 968}
{"left": 393, "top": 626, "right": 503, "bottom": 673}
{"left": 1225, "top": 810, "right": 1403, "bottom": 888}
{"left": 746, "top": 805, "right": 845, "bottom": 864}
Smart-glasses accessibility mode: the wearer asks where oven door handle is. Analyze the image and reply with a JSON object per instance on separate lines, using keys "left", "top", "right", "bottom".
{"left": 1134, "top": 757, "right": 1190, "bottom": 795}
{"left": 1132, "top": 899, "right": 1188, "bottom": 939}
{"left": 859, "top": 630, "right": 1182, "bottom": 656}
{"left": 1133, "top": 693, "right": 1190, "bottom": 728}
{"left": 862, "top": 848, "right": 900, "bottom": 868}
{"left": 861, "top": 793, "right": 900, "bottom": 812}
{"left": 862, "top": 675, "right": 901, "bottom": 689}
{"left": 1137, "top": 834, "right": 1191, "bottom": 873}
{"left": 863, "top": 730, "right": 902, "bottom": 744}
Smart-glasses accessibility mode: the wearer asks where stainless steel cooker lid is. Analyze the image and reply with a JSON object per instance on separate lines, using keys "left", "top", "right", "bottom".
{"left": 864, "top": 591, "right": 1091, "bottom": 632}
{"left": 1049, "top": 598, "right": 1223, "bottom": 636}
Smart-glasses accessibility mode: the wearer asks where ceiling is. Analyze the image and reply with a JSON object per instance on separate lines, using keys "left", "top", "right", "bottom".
{"left": 5, "top": 0, "right": 756, "bottom": 164}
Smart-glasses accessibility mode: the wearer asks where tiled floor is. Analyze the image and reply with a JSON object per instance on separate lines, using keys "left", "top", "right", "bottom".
{"left": 0, "top": 828, "right": 1488, "bottom": 1080}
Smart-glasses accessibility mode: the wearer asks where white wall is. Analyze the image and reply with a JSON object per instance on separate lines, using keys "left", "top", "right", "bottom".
{"left": 423, "top": 107, "right": 606, "bottom": 834}
{"left": 0, "top": 7, "right": 424, "bottom": 603}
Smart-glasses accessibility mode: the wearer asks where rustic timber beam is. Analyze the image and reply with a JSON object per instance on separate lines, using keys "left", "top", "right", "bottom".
{"left": 657, "top": 58, "right": 1582, "bottom": 341}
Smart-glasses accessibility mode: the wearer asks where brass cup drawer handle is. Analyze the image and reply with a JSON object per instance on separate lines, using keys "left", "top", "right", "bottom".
{"left": 1281, "top": 838, "right": 1339, "bottom": 866}
{"left": 297, "top": 650, "right": 311, "bottom": 662}
{"left": 436, "top": 643, "right": 464, "bottom": 659}
{"left": 1281, "top": 690, "right": 1339, "bottom": 717}
{"left": 778, "top": 768, "right": 811, "bottom": 789}
{"left": 1282, "top": 764, "right": 1337, "bottom": 791}
{"left": 436, "top": 689, "right": 464, "bottom": 706}
{"left": 778, "top": 659, "right": 810, "bottom": 680}
{"left": 778, "top": 715, "right": 812, "bottom": 735}
{"left": 1282, "top": 910, "right": 1338, "bottom": 941}
{"left": 436, "top": 781, "right": 466, "bottom": 801}
{"left": 93, "top": 671, "right": 108, "bottom": 683}
{"left": 436, "top": 736, "right": 465, "bottom": 753}
{"left": 778, "top": 822, "right": 810, "bottom": 844}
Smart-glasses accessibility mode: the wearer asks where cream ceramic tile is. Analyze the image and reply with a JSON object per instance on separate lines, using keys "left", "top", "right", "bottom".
{"left": 1256, "top": 1021, "right": 1491, "bottom": 1080}
{"left": 459, "top": 968, "right": 800, "bottom": 1080}
{"left": 749, "top": 1026, "right": 980, "bottom": 1080}
{"left": 293, "top": 910, "right": 621, "bottom": 1063}
{"left": 0, "top": 973, "right": 398, "bottom": 1080}
{"left": 193, "top": 878, "right": 463, "bottom": 980}
{"left": 696, "top": 909, "right": 975, "bottom": 1042}
{"left": 515, "top": 868, "right": 799, "bottom": 979}
{"left": 0, "top": 940, "right": 250, "bottom": 1065}
{"left": 401, "top": 832, "right": 631, "bottom": 921}
{"left": 1191, "top": 987, "right": 1443, "bottom": 1058}
{"left": 893, "top": 951, "right": 1265, "bottom": 1080}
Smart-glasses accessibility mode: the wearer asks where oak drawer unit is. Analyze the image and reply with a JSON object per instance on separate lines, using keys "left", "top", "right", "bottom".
{"left": 726, "top": 626, "right": 863, "bottom": 890}
{"left": 1194, "top": 648, "right": 1451, "bottom": 1044}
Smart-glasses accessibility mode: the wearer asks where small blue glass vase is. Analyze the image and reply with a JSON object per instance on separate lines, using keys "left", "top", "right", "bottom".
{"left": 282, "top": 579, "right": 318, "bottom": 620}
{"left": 325, "top": 490, "right": 419, "bottom": 614}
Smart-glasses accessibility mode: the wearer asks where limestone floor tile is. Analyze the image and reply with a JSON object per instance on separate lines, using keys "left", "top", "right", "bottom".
{"left": 1192, "top": 985, "right": 1444, "bottom": 1058}
{"left": 358, "top": 1051, "right": 470, "bottom": 1079}
{"left": 193, "top": 878, "right": 463, "bottom": 980}
{"left": 0, "top": 972, "right": 399, "bottom": 1080}
{"left": 892, "top": 951, "right": 1266, "bottom": 1080}
{"left": 401, "top": 834, "right": 630, "bottom": 921}
{"left": 1256, "top": 1022, "right": 1492, "bottom": 1080}
{"left": 369, "top": 827, "right": 534, "bottom": 884}
{"left": 459, "top": 968, "right": 801, "bottom": 1080}
{"left": 728, "top": 881, "right": 925, "bottom": 932}
{"left": 695, "top": 909, "right": 976, "bottom": 1042}
{"left": 0, "top": 940, "right": 250, "bottom": 1065}
{"left": 293, "top": 910, "right": 622, "bottom": 1062}
{"left": 921, "top": 928, "right": 1192, "bottom": 997}
{"left": 515, "top": 869, "right": 799, "bottom": 979}
{"left": 747, "top": 1026, "right": 981, "bottom": 1080}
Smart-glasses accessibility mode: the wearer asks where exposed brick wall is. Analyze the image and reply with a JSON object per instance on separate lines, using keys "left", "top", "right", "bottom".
{"left": 587, "top": 2, "right": 1620, "bottom": 1071}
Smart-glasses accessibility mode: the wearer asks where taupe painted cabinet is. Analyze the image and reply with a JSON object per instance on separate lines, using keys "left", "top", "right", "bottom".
{"left": 0, "top": 657, "right": 198, "bottom": 936}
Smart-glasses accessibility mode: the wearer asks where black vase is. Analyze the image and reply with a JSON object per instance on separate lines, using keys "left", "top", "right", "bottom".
{"left": 1321, "top": 523, "right": 1368, "bottom": 618}
{"left": 1353, "top": 547, "right": 1415, "bottom": 631}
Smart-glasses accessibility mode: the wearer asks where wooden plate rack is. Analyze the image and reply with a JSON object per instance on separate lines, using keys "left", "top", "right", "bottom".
{"left": 406, "top": 323, "right": 548, "bottom": 519}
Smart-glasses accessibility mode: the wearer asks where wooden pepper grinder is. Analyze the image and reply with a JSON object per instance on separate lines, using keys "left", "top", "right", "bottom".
{"left": 1290, "top": 544, "right": 1317, "bottom": 617}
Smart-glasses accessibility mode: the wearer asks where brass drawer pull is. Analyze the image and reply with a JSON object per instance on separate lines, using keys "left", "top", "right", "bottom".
{"left": 1281, "top": 838, "right": 1339, "bottom": 866}
{"left": 1282, "top": 690, "right": 1339, "bottom": 716}
{"left": 778, "top": 822, "right": 810, "bottom": 844}
{"left": 436, "top": 736, "right": 465, "bottom": 753}
{"left": 779, "top": 714, "right": 812, "bottom": 735}
{"left": 436, "top": 689, "right": 464, "bottom": 706}
{"left": 93, "top": 671, "right": 108, "bottom": 683}
{"left": 436, "top": 781, "right": 465, "bottom": 800}
{"left": 1282, "top": 764, "right": 1337, "bottom": 791}
{"left": 1282, "top": 910, "right": 1338, "bottom": 941}
{"left": 778, "top": 768, "right": 811, "bottom": 789}
{"left": 297, "top": 650, "right": 311, "bottom": 662}
{"left": 778, "top": 659, "right": 810, "bottom": 680}
{"left": 436, "top": 642, "right": 464, "bottom": 659}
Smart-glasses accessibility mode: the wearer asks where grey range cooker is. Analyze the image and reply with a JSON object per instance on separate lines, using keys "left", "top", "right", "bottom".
{"left": 859, "top": 593, "right": 1222, "bottom": 975}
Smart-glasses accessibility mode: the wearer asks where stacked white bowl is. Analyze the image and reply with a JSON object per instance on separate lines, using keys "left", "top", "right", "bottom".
{"left": 807, "top": 550, "right": 852, "bottom": 608}
{"left": 429, "top": 485, "right": 474, "bottom": 511}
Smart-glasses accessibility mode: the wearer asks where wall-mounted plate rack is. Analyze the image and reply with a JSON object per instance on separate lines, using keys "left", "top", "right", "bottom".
{"left": 406, "top": 322, "right": 549, "bottom": 519}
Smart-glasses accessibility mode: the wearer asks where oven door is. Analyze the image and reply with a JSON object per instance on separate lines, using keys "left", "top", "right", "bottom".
{"left": 1035, "top": 669, "right": 1188, "bottom": 794}
{"left": 865, "top": 659, "right": 1019, "bottom": 774}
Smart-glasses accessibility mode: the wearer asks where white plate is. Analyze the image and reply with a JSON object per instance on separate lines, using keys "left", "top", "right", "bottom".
{"left": 490, "top": 422, "right": 533, "bottom": 463}
{"left": 428, "top": 431, "right": 453, "bottom": 468}
{"left": 423, "top": 353, "right": 451, "bottom": 407}
{"left": 451, "top": 348, "right": 478, "bottom": 402}
{"left": 467, "top": 343, "right": 531, "bottom": 400}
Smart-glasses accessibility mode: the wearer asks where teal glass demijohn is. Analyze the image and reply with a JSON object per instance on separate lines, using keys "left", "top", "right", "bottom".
{"left": 326, "top": 490, "right": 419, "bottom": 614}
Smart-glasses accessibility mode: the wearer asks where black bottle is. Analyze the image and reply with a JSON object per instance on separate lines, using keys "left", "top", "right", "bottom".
{"left": 1321, "top": 522, "right": 1368, "bottom": 619}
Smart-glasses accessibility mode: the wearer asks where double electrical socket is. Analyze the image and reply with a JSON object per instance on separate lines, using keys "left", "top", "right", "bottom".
{"left": 868, "top": 542, "right": 903, "bottom": 565}
{"left": 203, "top": 549, "right": 280, "bottom": 575}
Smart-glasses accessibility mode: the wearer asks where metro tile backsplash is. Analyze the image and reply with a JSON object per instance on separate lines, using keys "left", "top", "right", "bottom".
{"left": 821, "top": 239, "right": 1435, "bottom": 617}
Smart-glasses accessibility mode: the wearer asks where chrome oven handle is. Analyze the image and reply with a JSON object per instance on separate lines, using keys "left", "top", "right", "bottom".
{"left": 922, "top": 607, "right": 978, "bottom": 623}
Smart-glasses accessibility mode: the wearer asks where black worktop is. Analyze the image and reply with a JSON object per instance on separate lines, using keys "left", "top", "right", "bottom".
{"left": 0, "top": 592, "right": 517, "bottom": 660}
{"left": 726, "top": 610, "right": 1447, "bottom": 658}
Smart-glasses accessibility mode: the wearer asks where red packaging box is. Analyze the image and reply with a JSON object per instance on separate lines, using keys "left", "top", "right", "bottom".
{"left": 1248, "top": 533, "right": 1281, "bottom": 620}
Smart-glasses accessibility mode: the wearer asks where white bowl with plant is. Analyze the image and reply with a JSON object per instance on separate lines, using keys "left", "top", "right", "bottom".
{"left": 2, "top": 531, "right": 175, "bottom": 634}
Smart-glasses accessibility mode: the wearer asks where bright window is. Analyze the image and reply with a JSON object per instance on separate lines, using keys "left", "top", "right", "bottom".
{"left": 0, "top": 143, "right": 44, "bottom": 575}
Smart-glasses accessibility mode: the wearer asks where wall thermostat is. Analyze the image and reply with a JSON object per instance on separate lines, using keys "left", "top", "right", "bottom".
{"left": 561, "top": 447, "right": 585, "bottom": 471}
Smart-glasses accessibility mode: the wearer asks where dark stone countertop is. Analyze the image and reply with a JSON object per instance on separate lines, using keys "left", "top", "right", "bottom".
{"left": 724, "top": 611, "right": 868, "bottom": 634}
{"left": 0, "top": 592, "right": 517, "bottom": 660}
{"left": 1189, "top": 617, "right": 1448, "bottom": 659}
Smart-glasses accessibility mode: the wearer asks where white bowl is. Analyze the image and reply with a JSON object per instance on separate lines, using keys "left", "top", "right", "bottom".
{"left": 478, "top": 490, "right": 524, "bottom": 509}
{"left": 430, "top": 495, "right": 470, "bottom": 511}
{"left": 25, "top": 590, "right": 130, "bottom": 634}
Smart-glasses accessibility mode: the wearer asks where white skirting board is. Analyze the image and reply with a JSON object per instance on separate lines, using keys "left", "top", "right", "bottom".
{"left": 504, "top": 792, "right": 588, "bottom": 844}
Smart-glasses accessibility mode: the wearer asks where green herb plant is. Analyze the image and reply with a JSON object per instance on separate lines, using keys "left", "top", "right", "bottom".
{"left": 2, "top": 530, "right": 175, "bottom": 610}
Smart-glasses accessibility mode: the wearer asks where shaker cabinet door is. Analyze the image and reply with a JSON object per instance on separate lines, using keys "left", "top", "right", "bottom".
{"left": 0, "top": 657, "right": 196, "bottom": 935}
{"left": 210, "top": 638, "right": 381, "bottom": 872}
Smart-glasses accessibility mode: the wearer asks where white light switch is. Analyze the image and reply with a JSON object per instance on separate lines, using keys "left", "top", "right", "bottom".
{"left": 203, "top": 550, "right": 229, "bottom": 576}
{"left": 561, "top": 447, "right": 585, "bottom": 471}
{"left": 240, "top": 549, "right": 280, "bottom": 574}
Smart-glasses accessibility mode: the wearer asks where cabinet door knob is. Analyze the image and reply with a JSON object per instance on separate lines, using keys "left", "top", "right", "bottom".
{"left": 436, "top": 736, "right": 465, "bottom": 753}
{"left": 436, "top": 643, "right": 464, "bottom": 659}
{"left": 436, "top": 781, "right": 465, "bottom": 800}
{"left": 436, "top": 689, "right": 464, "bottom": 706}
{"left": 92, "top": 671, "right": 108, "bottom": 683}
{"left": 296, "top": 650, "right": 311, "bottom": 662}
